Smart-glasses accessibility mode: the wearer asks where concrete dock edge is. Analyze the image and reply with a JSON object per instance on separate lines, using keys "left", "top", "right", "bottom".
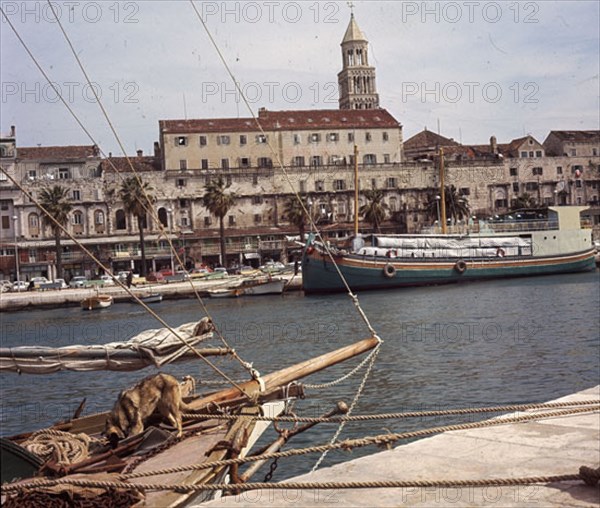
{"left": 202, "top": 385, "right": 600, "bottom": 507}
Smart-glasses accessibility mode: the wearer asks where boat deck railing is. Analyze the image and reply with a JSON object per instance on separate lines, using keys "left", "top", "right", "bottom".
{"left": 421, "top": 219, "right": 563, "bottom": 235}
{"left": 483, "top": 219, "right": 558, "bottom": 233}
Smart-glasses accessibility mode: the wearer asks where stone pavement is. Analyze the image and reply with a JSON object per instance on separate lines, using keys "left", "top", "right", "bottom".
{"left": 203, "top": 385, "right": 600, "bottom": 507}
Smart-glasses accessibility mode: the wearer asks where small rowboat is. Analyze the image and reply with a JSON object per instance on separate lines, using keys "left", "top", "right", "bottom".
{"left": 207, "top": 288, "right": 243, "bottom": 298}
{"left": 80, "top": 295, "right": 113, "bottom": 310}
{"left": 135, "top": 293, "right": 163, "bottom": 304}
{"left": 208, "top": 277, "right": 285, "bottom": 298}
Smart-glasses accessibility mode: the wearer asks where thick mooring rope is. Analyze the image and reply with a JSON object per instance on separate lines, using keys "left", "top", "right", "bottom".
{"left": 3, "top": 466, "right": 598, "bottom": 494}
{"left": 182, "top": 399, "right": 600, "bottom": 424}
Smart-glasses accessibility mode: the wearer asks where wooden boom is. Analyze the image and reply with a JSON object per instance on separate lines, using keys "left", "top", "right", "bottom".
{"left": 189, "top": 336, "right": 380, "bottom": 409}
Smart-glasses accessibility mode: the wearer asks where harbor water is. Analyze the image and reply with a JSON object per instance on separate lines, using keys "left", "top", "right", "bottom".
{"left": 1, "top": 270, "right": 599, "bottom": 480}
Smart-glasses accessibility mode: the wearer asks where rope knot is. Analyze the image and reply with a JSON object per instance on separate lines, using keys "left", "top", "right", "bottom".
{"left": 340, "top": 439, "right": 354, "bottom": 452}
{"left": 579, "top": 465, "right": 600, "bottom": 486}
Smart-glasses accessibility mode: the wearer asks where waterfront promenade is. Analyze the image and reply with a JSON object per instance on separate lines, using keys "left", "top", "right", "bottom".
{"left": 0, "top": 273, "right": 302, "bottom": 312}
{"left": 206, "top": 386, "right": 600, "bottom": 507}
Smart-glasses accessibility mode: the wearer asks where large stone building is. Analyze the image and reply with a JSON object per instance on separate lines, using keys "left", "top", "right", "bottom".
{"left": 1, "top": 14, "right": 599, "bottom": 280}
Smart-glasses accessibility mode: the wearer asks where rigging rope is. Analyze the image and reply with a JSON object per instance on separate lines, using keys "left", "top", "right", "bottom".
{"left": 187, "top": 2, "right": 386, "bottom": 473}
{"left": 187, "top": 0, "right": 380, "bottom": 339}
{"left": 44, "top": 0, "right": 262, "bottom": 388}
{"left": 311, "top": 344, "right": 381, "bottom": 472}
{"left": 0, "top": 4, "right": 261, "bottom": 396}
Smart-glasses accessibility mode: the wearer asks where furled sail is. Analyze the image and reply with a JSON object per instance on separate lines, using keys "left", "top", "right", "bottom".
{"left": 0, "top": 320, "right": 229, "bottom": 374}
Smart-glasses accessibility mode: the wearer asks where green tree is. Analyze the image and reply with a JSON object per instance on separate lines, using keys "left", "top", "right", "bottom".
{"left": 119, "top": 176, "right": 155, "bottom": 276}
{"left": 203, "top": 177, "right": 235, "bottom": 266}
{"left": 511, "top": 193, "right": 538, "bottom": 211}
{"left": 284, "top": 195, "right": 310, "bottom": 242}
{"left": 39, "top": 185, "right": 72, "bottom": 280}
{"left": 359, "top": 189, "right": 389, "bottom": 233}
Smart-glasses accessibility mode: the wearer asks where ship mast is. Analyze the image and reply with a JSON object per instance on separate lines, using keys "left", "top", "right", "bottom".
{"left": 354, "top": 143, "right": 359, "bottom": 237}
{"left": 439, "top": 147, "right": 447, "bottom": 234}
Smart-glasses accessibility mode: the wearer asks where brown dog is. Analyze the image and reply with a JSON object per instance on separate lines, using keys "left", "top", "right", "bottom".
{"left": 104, "top": 373, "right": 192, "bottom": 448}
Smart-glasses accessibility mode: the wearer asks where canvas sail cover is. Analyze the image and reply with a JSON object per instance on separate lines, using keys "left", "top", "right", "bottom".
{"left": 0, "top": 320, "right": 223, "bottom": 374}
{"left": 364, "top": 235, "right": 533, "bottom": 258}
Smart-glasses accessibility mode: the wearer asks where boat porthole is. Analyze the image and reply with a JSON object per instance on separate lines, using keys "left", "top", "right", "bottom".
{"left": 454, "top": 260, "right": 467, "bottom": 274}
{"left": 383, "top": 263, "right": 396, "bottom": 278}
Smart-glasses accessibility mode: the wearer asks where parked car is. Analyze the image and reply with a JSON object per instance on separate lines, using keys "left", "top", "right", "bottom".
{"left": 146, "top": 271, "right": 165, "bottom": 282}
{"left": 12, "top": 281, "right": 27, "bottom": 292}
{"left": 260, "top": 261, "right": 285, "bottom": 273}
{"left": 30, "top": 276, "right": 49, "bottom": 288}
{"left": 99, "top": 275, "right": 115, "bottom": 286}
{"left": 189, "top": 268, "right": 209, "bottom": 279}
{"left": 69, "top": 276, "right": 88, "bottom": 288}
{"left": 116, "top": 271, "right": 130, "bottom": 282}
{"left": 53, "top": 278, "right": 68, "bottom": 289}
{"left": 1, "top": 280, "right": 13, "bottom": 293}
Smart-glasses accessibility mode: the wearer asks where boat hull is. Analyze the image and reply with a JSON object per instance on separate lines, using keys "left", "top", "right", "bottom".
{"left": 302, "top": 249, "right": 597, "bottom": 294}
{"left": 136, "top": 294, "right": 163, "bottom": 304}
{"left": 242, "top": 278, "right": 285, "bottom": 295}
{"left": 208, "top": 278, "right": 285, "bottom": 298}
{"left": 81, "top": 295, "right": 113, "bottom": 310}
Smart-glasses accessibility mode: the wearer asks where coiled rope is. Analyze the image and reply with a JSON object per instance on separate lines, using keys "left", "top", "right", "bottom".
{"left": 22, "top": 430, "right": 96, "bottom": 465}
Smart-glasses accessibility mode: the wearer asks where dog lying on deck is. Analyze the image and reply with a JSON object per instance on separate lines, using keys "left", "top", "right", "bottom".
{"left": 104, "top": 373, "right": 193, "bottom": 448}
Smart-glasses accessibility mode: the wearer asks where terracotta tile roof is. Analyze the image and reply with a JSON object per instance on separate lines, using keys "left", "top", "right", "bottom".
{"left": 546, "top": 130, "right": 600, "bottom": 143}
{"left": 17, "top": 145, "right": 100, "bottom": 160}
{"left": 442, "top": 145, "right": 478, "bottom": 159}
{"left": 404, "top": 129, "right": 460, "bottom": 149}
{"left": 469, "top": 143, "right": 510, "bottom": 156}
{"left": 160, "top": 108, "right": 400, "bottom": 134}
{"left": 100, "top": 156, "right": 161, "bottom": 173}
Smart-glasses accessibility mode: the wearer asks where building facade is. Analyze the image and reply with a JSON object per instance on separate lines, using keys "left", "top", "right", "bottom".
{"left": 1, "top": 14, "right": 599, "bottom": 280}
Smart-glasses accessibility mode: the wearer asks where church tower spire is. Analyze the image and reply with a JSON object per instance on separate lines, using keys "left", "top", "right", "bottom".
{"left": 337, "top": 13, "right": 379, "bottom": 110}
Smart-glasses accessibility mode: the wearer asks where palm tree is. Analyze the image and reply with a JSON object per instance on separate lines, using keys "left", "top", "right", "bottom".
{"left": 445, "top": 185, "right": 470, "bottom": 222}
{"left": 203, "top": 177, "right": 235, "bottom": 266}
{"left": 39, "top": 185, "right": 72, "bottom": 280}
{"left": 119, "top": 176, "right": 155, "bottom": 276}
{"left": 284, "top": 195, "right": 310, "bottom": 242}
{"left": 511, "top": 193, "right": 538, "bottom": 211}
{"left": 359, "top": 189, "right": 389, "bottom": 233}
{"left": 425, "top": 185, "right": 470, "bottom": 224}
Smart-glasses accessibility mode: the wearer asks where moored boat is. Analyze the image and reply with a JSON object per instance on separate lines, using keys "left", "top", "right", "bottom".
{"left": 302, "top": 206, "right": 597, "bottom": 294}
{"left": 0, "top": 317, "right": 378, "bottom": 506}
{"left": 80, "top": 294, "right": 113, "bottom": 310}
{"left": 208, "top": 276, "right": 285, "bottom": 298}
{"left": 135, "top": 292, "right": 163, "bottom": 304}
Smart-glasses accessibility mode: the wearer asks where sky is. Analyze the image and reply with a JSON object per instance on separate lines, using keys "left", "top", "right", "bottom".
{"left": 1, "top": 0, "right": 599, "bottom": 155}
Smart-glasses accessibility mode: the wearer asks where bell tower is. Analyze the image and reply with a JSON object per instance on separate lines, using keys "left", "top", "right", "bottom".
{"left": 337, "top": 13, "right": 379, "bottom": 110}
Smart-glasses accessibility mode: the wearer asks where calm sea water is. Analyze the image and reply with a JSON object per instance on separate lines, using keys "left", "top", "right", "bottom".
{"left": 1, "top": 270, "right": 599, "bottom": 480}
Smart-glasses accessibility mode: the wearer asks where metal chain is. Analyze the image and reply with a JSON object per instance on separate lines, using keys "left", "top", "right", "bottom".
{"left": 263, "top": 457, "right": 279, "bottom": 482}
